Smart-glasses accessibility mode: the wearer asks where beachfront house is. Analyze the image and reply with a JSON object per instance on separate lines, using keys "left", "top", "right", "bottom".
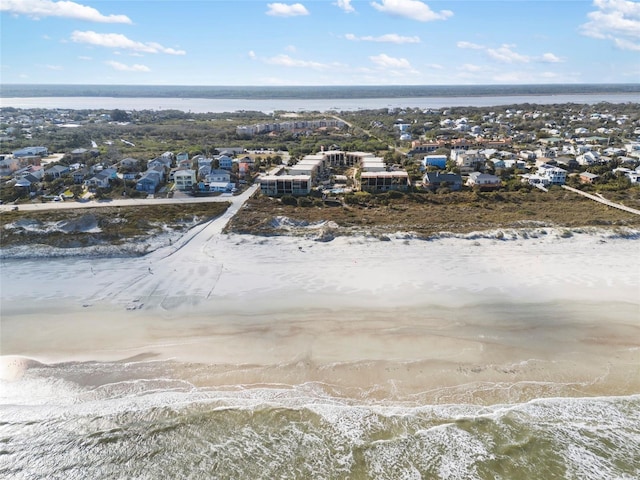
{"left": 537, "top": 164, "right": 567, "bottom": 185}
{"left": 360, "top": 171, "right": 410, "bottom": 193}
{"left": 206, "top": 169, "right": 231, "bottom": 183}
{"left": 136, "top": 171, "right": 162, "bottom": 193}
{"left": 466, "top": 172, "right": 501, "bottom": 189}
{"left": 174, "top": 169, "right": 196, "bottom": 191}
{"left": 422, "top": 172, "right": 462, "bottom": 191}
{"left": 260, "top": 175, "right": 311, "bottom": 196}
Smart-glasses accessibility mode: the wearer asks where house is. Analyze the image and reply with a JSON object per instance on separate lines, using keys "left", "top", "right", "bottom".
{"left": 147, "top": 164, "right": 166, "bottom": 181}
{"left": 579, "top": 172, "right": 599, "bottom": 184}
{"left": 177, "top": 157, "right": 193, "bottom": 169}
{"left": 196, "top": 156, "right": 213, "bottom": 168}
{"left": 259, "top": 175, "right": 311, "bottom": 196}
{"left": 198, "top": 165, "right": 211, "bottom": 179}
{"left": 136, "top": 170, "right": 162, "bottom": 193}
{"left": 176, "top": 152, "right": 189, "bottom": 162}
{"left": 13, "top": 146, "right": 48, "bottom": 158}
{"left": 422, "top": 172, "right": 462, "bottom": 191}
{"left": 120, "top": 157, "right": 140, "bottom": 170}
{"left": 85, "top": 168, "right": 117, "bottom": 189}
{"left": 216, "top": 147, "right": 244, "bottom": 156}
{"left": 421, "top": 155, "right": 447, "bottom": 170}
{"left": 537, "top": 164, "right": 567, "bottom": 185}
{"left": 14, "top": 173, "right": 41, "bottom": 190}
{"left": 451, "top": 150, "right": 485, "bottom": 172}
{"left": 174, "top": 169, "right": 196, "bottom": 191}
{"left": 147, "top": 156, "right": 172, "bottom": 170}
{"left": 45, "top": 164, "right": 70, "bottom": 179}
{"left": 208, "top": 181, "right": 234, "bottom": 193}
{"left": 466, "top": 172, "right": 501, "bottom": 189}
{"left": 0, "top": 156, "right": 19, "bottom": 174}
{"left": 206, "top": 169, "right": 231, "bottom": 183}
{"left": 576, "top": 151, "right": 601, "bottom": 166}
{"left": 217, "top": 155, "right": 233, "bottom": 170}
{"left": 69, "top": 148, "right": 90, "bottom": 161}
{"left": 360, "top": 171, "right": 409, "bottom": 193}
{"left": 554, "top": 156, "right": 579, "bottom": 169}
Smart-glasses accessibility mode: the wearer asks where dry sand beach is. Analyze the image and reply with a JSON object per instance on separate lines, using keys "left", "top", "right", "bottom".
{"left": 1, "top": 188, "right": 639, "bottom": 478}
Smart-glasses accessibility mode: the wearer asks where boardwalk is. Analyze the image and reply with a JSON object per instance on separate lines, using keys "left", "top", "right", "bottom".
{"left": 562, "top": 185, "right": 640, "bottom": 216}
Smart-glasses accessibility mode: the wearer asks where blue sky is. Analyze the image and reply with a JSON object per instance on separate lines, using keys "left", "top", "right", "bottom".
{"left": 1, "top": 0, "right": 639, "bottom": 85}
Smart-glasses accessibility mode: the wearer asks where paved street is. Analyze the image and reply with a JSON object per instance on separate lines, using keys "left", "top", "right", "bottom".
{"left": 0, "top": 185, "right": 259, "bottom": 213}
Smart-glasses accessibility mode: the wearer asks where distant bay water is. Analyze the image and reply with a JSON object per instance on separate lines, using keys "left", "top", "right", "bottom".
{"left": 1, "top": 84, "right": 638, "bottom": 113}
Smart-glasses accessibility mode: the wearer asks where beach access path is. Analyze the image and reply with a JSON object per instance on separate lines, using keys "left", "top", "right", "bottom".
{"left": 562, "top": 185, "right": 640, "bottom": 216}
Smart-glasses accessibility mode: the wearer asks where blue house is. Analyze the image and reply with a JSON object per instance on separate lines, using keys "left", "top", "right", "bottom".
{"left": 136, "top": 171, "right": 162, "bottom": 193}
{"left": 421, "top": 155, "right": 447, "bottom": 170}
{"left": 217, "top": 155, "right": 233, "bottom": 170}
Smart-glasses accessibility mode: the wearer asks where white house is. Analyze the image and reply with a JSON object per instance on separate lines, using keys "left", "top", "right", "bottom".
{"left": 174, "top": 169, "right": 196, "bottom": 191}
{"left": 466, "top": 172, "right": 501, "bottom": 189}
{"left": 576, "top": 151, "right": 601, "bottom": 166}
{"left": 537, "top": 164, "right": 567, "bottom": 185}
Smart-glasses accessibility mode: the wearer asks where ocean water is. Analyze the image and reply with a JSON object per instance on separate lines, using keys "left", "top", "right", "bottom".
{"left": 2, "top": 359, "right": 639, "bottom": 480}
{"left": 2, "top": 93, "right": 639, "bottom": 114}
{"left": 1, "top": 84, "right": 639, "bottom": 113}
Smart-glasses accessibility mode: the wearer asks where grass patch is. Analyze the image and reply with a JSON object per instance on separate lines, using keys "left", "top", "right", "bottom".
{"left": 225, "top": 189, "right": 640, "bottom": 237}
{"left": 0, "top": 202, "right": 230, "bottom": 249}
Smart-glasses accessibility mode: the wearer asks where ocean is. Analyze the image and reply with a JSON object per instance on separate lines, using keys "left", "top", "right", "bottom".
{"left": 2, "top": 359, "right": 639, "bottom": 479}
{"left": 1, "top": 83, "right": 639, "bottom": 113}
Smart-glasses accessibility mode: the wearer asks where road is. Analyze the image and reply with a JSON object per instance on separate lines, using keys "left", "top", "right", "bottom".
{"left": 0, "top": 185, "right": 259, "bottom": 213}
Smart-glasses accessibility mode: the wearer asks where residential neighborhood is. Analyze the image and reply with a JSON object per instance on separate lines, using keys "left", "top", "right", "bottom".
{"left": 1, "top": 103, "right": 639, "bottom": 206}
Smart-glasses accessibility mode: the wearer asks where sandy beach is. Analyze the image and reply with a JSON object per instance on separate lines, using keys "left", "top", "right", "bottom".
{"left": 2, "top": 201, "right": 639, "bottom": 404}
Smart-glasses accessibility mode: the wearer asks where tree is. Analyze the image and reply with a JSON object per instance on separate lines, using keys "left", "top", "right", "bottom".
{"left": 111, "top": 109, "right": 130, "bottom": 122}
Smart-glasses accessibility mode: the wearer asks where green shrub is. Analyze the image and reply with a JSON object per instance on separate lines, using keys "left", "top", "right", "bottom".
{"left": 281, "top": 194, "right": 298, "bottom": 206}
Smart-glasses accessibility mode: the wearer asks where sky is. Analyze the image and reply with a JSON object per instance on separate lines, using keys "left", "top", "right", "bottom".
{"left": 1, "top": 0, "right": 639, "bottom": 86}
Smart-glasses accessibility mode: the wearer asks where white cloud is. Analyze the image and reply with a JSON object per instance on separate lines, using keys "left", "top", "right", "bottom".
{"left": 263, "top": 54, "right": 332, "bottom": 70}
{"left": 345, "top": 33, "right": 420, "bottom": 44}
{"left": 105, "top": 61, "right": 150, "bottom": 72}
{"left": 459, "top": 63, "right": 482, "bottom": 72}
{"left": 370, "top": 0, "right": 453, "bottom": 22}
{"left": 540, "top": 52, "right": 563, "bottom": 63}
{"left": 457, "top": 41, "right": 484, "bottom": 50}
{"left": 71, "top": 31, "right": 186, "bottom": 55}
{"left": 78, "top": 55, "right": 92, "bottom": 61}
{"left": 486, "top": 44, "right": 530, "bottom": 63}
{"left": 285, "top": 45, "right": 297, "bottom": 52}
{"left": 248, "top": 50, "right": 257, "bottom": 59}
{"left": 266, "top": 3, "right": 309, "bottom": 17}
{"left": 0, "top": 0, "right": 131, "bottom": 23}
{"left": 613, "top": 37, "right": 640, "bottom": 51}
{"left": 426, "top": 63, "right": 444, "bottom": 69}
{"left": 334, "top": 0, "right": 355, "bottom": 13}
{"left": 580, "top": 0, "right": 640, "bottom": 50}
{"left": 369, "top": 53, "right": 412, "bottom": 69}
{"left": 45, "top": 64, "right": 63, "bottom": 70}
